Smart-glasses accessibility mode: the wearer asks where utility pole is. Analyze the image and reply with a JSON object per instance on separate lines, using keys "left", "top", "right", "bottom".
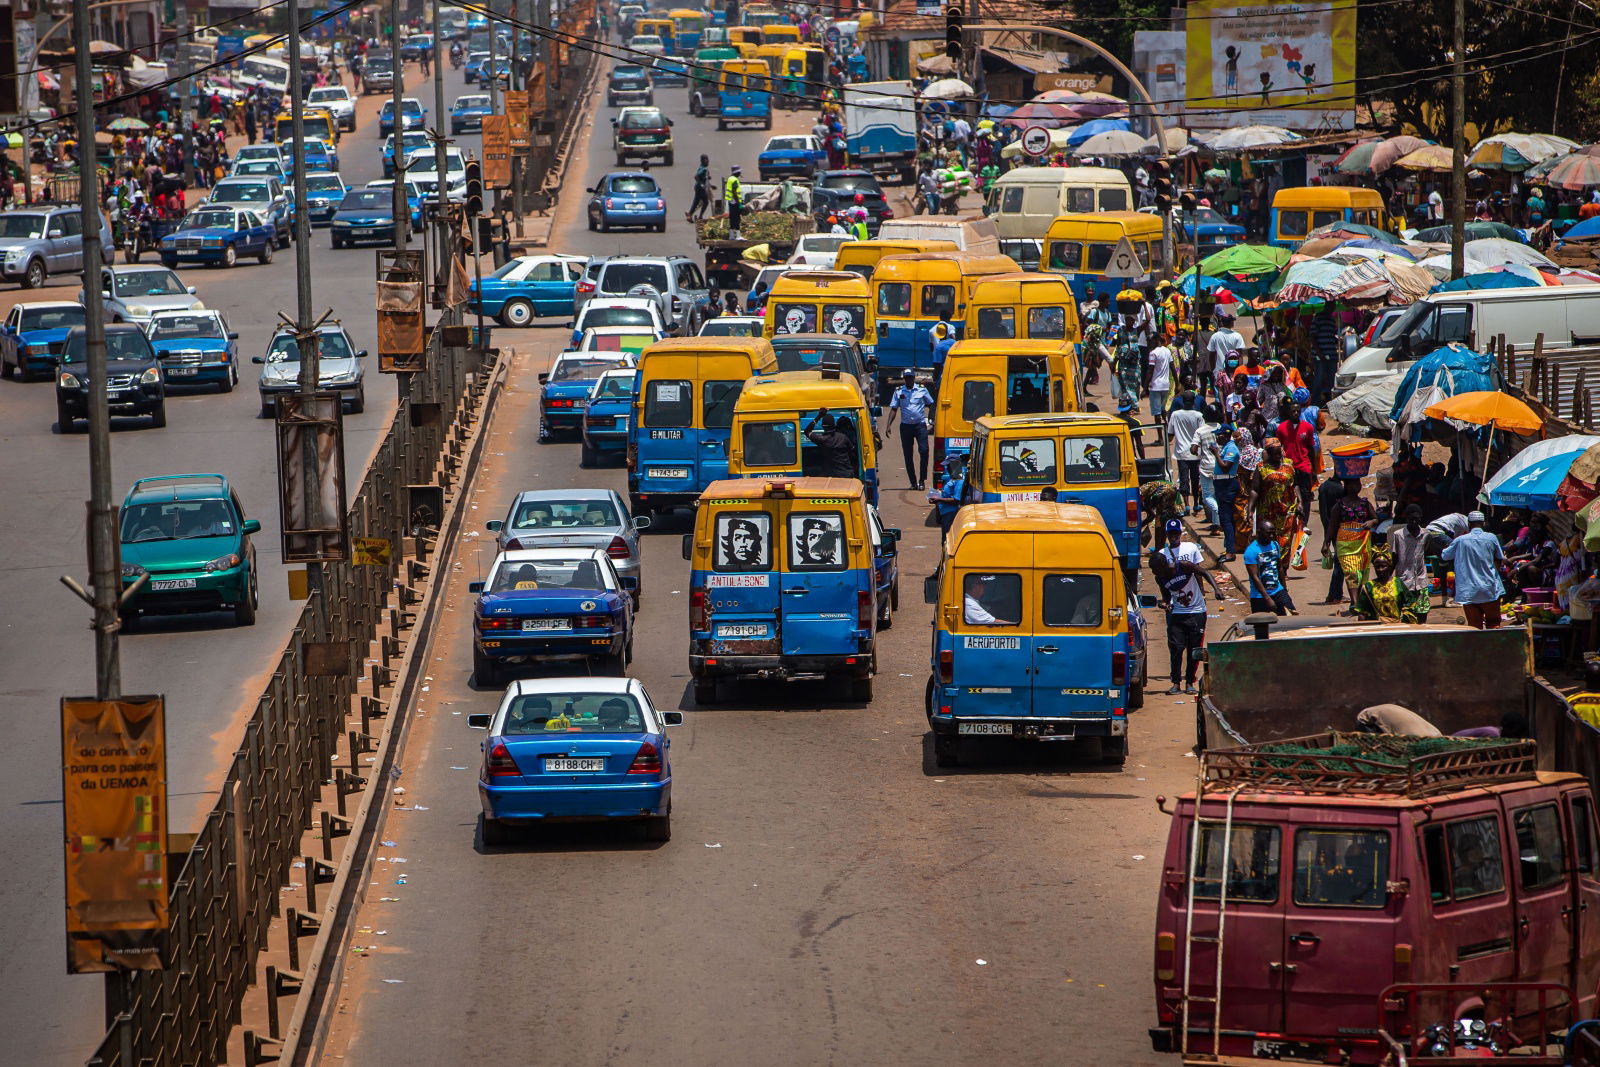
{"left": 392, "top": 0, "right": 407, "bottom": 250}
{"left": 511, "top": 0, "right": 527, "bottom": 236}
{"left": 1449, "top": 0, "right": 1466, "bottom": 280}
{"left": 72, "top": 0, "right": 118, "bottom": 703}
{"left": 286, "top": 0, "right": 324, "bottom": 610}
{"left": 174, "top": 0, "right": 195, "bottom": 188}
{"left": 432, "top": 0, "right": 452, "bottom": 268}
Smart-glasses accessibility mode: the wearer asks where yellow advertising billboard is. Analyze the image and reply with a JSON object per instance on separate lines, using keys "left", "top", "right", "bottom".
{"left": 1186, "top": 0, "right": 1355, "bottom": 130}
{"left": 62, "top": 696, "right": 168, "bottom": 973}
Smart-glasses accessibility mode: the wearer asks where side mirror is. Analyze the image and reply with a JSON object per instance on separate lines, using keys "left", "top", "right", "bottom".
{"left": 1138, "top": 593, "right": 1160, "bottom": 608}
{"left": 252, "top": 355, "right": 265, "bottom": 364}
{"left": 468, "top": 580, "right": 485, "bottom": 593}
{"left": 871, "top": 404, "right": 882, "bottom": 417}
{"left": 485, "top": 519, "right": 503, "bottom": 532}
{"left": 662, "top": 711, "right": 684, "bottom": 726}
{"left": 187, "top": 286, "right": 197, "bottom": 295}
{"left": 882, "top": 527, "right": 901, "bottom": 548}
{"left": 227, "top": 331, "right": 239, "bottom": 340}
{"left": 241, "top": 519, "right": 262, "bottom": 535}
{"left": 102, "top": 290, "right": 111, "bottom": 298}
{"left": 632, "top": 514, "right": 651, "bottom": 530}
{"left": 47, "top": 228, "right": 62, "bottom": 238}
{"left": 537, "top": 372, "right": 549, "bottom": 384}
{"left": 356, "top": 349, "right": 368, "bottom": 358}
{"left": 681, "top": 532, "right": 693, "bottom": 561}
{"left": 466, "top": 712, "right": 491, "bottom": 729}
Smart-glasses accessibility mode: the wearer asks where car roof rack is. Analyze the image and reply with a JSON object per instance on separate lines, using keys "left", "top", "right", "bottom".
{"left": 127, "top": 473, "right": 229, "bottom": 499}
{"left": 1200, "top": 732, "right": 1537, "bottom": 799}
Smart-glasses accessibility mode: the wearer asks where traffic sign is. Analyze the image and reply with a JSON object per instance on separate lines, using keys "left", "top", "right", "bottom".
{"left": 1102, "top": 236, "right": 1147, "bottom": 279}
{"left": 1020, "top": 125, "right": 1052, "bottom": 158}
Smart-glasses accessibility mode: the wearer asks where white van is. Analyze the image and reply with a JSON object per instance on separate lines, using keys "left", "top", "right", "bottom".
{"left": 875, "top": 215, "right": 1000, "bottom": 255}
{"left": 238, "top": 55, "right": 291, "bottom": 96}
{"left": 1336, "top": 285, "right": 1600, "bottom": 393}
{"left": 987, "top": 166, "right": 1134, "bottom": 241}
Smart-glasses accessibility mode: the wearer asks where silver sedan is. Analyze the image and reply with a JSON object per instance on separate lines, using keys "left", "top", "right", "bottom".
{"left": 485, "top": 488, "right": 648, "bottom": 600}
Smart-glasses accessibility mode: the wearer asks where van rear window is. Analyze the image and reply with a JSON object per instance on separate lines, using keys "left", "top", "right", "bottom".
{"left": 975, "top": 306, "right": 1015, "bottom": 339}
{"left": 1293, "top": 829, "right": 1389, "bottom": 908}
{"left": 921, "top": 284, "right": 957, "bottom": 320}
{"left": 1278, "top": 210, "right": 1309, "bottom": 239}
{"left": 999, "top": 187, "right": 1024, "bottom": 213}
{"left": 703, "top": 380, "right": 743, "bottom": 429}
{"left": 1193, "top": 824, "right": 1280, "bottom": 903}
{"left": 1042, "top": 574, "right": 1101, "bottom": 627}
{"left": 961, "top": 379, "right": 995, "bottom": 424}
{"left": 877, "top": 282, "right": 911, "bottom": 316}
{"left": 644, "top": 379, "right": 693, "bottom": 426}
{"left": 1423, "top": 816, "right": 1506, "bottom": 904}
{"left": 1028, "top": 306, "right": 1069, "bottom": 340}
{"left": 1067, "top": 187, "right": 1095, "bottom": 213}
{"left": 1061, "top": 436, "right": 1119, "bottom": 483}
{"left": 1098, "top": 188, "right": 1128, "bottom": 211}
{"left": 998, "top": 437, "right": 1057, "bottom": 486}
{"left": 1047, "top": 242, "right": 1081, "bottom": 272}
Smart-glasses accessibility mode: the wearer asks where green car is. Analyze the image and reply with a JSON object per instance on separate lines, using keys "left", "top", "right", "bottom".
{"left": 118, "top": 474, "right": 261, "bottom": 628}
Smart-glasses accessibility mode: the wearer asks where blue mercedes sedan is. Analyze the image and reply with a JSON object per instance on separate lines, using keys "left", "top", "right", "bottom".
{"left": 0, "top": 300, "right": 86, "bottom": 380}
{"left": 330, "top": 188, "right": 398, "bottom": 248}
{"left": 469, "top": 547, "right": 634, "bottom": 683}
{"left": 450, "top": 93, "right": 493, "bottom": 134}
{"left": 303, "top": 172, "right": 348, "bottom": 226}
{"left": 158, "top": 206, "right": 276, "bottom": 269}
{"left": 145, "top": 309, "right": 240, "bottom": 392}
{"left": 468, "top": 675, "right": 681, "bottom": 844}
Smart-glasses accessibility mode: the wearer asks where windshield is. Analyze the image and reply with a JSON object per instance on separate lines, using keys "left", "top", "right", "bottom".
{"left": 701, "top": 319, "right": 758, "bottom": 336}
{"left": 585, "top": 307, "right": 654, "bottom": 328}
{"left": 121, "top": 499, "right": 238, "bottom": 543}
{"left": 801, "top": 235, "right": 849, "bottom": 252}
{"left": 340, "top": 190, "right": 391, "bottom": 211}
{"left": 593, "top": 373, "right": 637, "bottom": 398}
{"left": 500, "top": 692, "right": 643, "bottom": 734}
{"left": 768, "top": 137, "right": 808, "bottom": 151}
{"left": 306, "top": 174, "right": 344, "bottom": 192}
{"left": 214, "top": 181, "right": 270, "bottom": 203}
{"left": 601, "top": 263, "right": 668, "bottom": 293}
{"left": 266, "top": 331, "right": 354, "bottom": 362}
{"left": 1377, "top": 303, "right": 1424, "bottom": 345}
{"left": 773, "top": 340, "right": 857, "bottom": 374}
{"left": 113, "top": 269, "right": 186, "bottom": 296}
{"left": 609, "top": 176, "right": 659, "bottom": 194}
{"left": 63, "top": 330, "right": 153, "bottom": 363}
{"left": 0, "top": 214, "right": 46, "bottom": 239}
{"left": 631, "top": 35, "right": 663, "bottom": 46}
{"left": 149, "top": 313, "right": 224, "bottom": 339}
{"left": 308, "top": 88, "right": 346, "bottom": 102}
{"left": 819, "top": 174, "right": 879, "bottom": 194}
{"left": 620, "top": 110, "right": 666, "bottom": 129}
{"left": 552, "top": 357, "right": 621, "bottom": 382}
{"left": 183, "top": 209, "right": 240, "bottom": 230}
{"left": 235, "top": 162, "right": 281, "bottom": 175}
{"left": 511, "top": 498, "right": 622, "bottom": 527}
{"left": 614, "top": 66, "right": 646, "bottom": 79}
{"left": 455, "top": 95, "right": 489, "bottom": 108}
{"left": 20, "top": 305, "right": 85, "bottom": 331}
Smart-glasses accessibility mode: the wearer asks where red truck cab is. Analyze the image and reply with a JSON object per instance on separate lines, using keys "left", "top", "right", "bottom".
{"left": 1151, "top": 734, "right": 1600, "bottom": 1064}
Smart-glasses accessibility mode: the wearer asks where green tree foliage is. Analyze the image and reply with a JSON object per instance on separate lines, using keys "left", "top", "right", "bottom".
{"left": 1048, "top": 0, "right": 1169, "bottom": 61}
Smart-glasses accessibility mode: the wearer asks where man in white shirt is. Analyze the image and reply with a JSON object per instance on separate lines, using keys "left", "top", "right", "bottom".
{"left": 1167, "top": 391, "right": 1206, "bottom": 514}
{"left": 1206, "top": 315, "right": 1244, "bottom": 372}
{"left": 1427, "top": 187, "right": 1444, "bottom": 220}
{"left": 1151, "top": 519, "right": 1225, "bottom": 694}
{"left": 1147, "top": 342, "right": 1174, "bottom": 416}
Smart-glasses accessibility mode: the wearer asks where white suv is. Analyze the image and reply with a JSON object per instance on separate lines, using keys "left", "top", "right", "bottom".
{"left": 307, "top": 85, "right": 356, "bottom": 131}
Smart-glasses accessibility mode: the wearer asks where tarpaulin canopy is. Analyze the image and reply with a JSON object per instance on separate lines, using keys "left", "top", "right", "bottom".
{"left": 1389, "top": 343, "right": 1502, "bottom": 438}
{"left": 1328, "top": 374, "right": 1402, "bottom": 433}
{"left": 1482, "top": 435, "right": 1600, "bottom": 510}
{"left": 1433, "top": 271, "right": 1541, "bottom": 293}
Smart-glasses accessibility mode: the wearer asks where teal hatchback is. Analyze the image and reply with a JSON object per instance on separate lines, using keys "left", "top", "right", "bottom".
{"left": 118, "top": 474, "right": 261, "bottom": 628}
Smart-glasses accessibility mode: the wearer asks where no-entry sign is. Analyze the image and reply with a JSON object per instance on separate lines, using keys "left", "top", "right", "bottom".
{"left": 1021, "top": 125, "right": 1052, "bottom": 158}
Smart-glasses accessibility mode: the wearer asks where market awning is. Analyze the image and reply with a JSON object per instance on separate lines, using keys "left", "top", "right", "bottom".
{"left": 1389, "top": 343, "right": 1502, "bottom": 438}
{"left": 1482, "top": 435, "right": 1600, "bottom": 510}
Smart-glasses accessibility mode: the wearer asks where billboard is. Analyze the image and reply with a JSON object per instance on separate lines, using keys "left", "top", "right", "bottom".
{"left": 1186, "top": 0, "right": 1355, "bottom": 131}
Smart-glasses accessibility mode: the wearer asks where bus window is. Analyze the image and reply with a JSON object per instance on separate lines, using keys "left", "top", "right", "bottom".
{"left": 1048, "top": 241, "right": 1082, "bottom": 271}
{"left": 999, "top": 186, "right": 1024, "bottom": 213}
{"left": 1278, "top": 210, "right": 1309, "bottom": 238}
{"left": 1313, "top": 210, "right": 1343, "bottom": 229}
{"left": 1098, "top": 188, "right": 1129, "bottom": 211}
{"left": 877, "top": 283, "right": 911, "bottom": 316}
{"left": 1007, "top": 357, "right": 1050, "bottom": 414}
{"left": 645, "top": 379, "right": 693, "bottom": 426}
{"left": 1146, "top": 241, "right": 1165, "bottom": 273}
{"left": 961, "top": 379, "right": 996, "bottom": 423}
{"left": 975, "top": 306, "right": 1015, "bottom": 338}
{"left": 1085, "top": 243, "right": 1114, "bottom": 272}
{"left": 1067, "top": 187, "right": 1095, "bottom": 213}
{"left": 703, "top": 380, "right": 743, "bottom": 428}
{"left": 921, "top": 284, "right": 957, "bottom": 320}
{"left": 998, "top": 437, "right": 1058, "bottom": 486}
{"left": 1028, "top": 306, "right": 1068, "bottom": 340}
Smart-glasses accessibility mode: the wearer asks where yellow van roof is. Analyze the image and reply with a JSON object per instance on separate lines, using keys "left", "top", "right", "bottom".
{"left": 872, "top": 252, "right": 1019, "bottom": 279}
{"left": 946, "top": 338, "right": 1073, "bottom": 359}
{"left": 1271, "top": 186, "right": 1385, "bottom": 210}
{"left": 768, "top": 271, "right": 871, "bottom": 298}
{"left": 639, "top": 336, "right": 777, "bottom": 367}
{"left": 723, "top": 58, "right": 769, "bottom": 74}
{"left": 734, "top": 369, "right": 866, "bottom": 411}
{"left": 699, "top": 477, "right": 864, "bottom": 502}
{"left": 975, "top": 411, "right": 1129, "bottom": 433}
{"left": 1045, "top": 212, "right": 1163, "bottom": 240}
{"left": 968, "top": 271, "right": 1076, "bottom": 302}
{"left": 839, "top": 240, "right": 958, "bottom": 257}
{"left": 951, "top": 501, "right": 1113, "bottom": 539}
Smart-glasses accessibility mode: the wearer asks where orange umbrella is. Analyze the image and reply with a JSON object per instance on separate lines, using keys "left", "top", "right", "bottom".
{"left": 1423, "top": 390, "right": 1542, "bottom": 433}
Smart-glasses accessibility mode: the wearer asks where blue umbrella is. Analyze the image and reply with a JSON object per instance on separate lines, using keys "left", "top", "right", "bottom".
{"left": 1335, "top": 237, "right": 1418, "bottom": 259}
{"left": 1066, "top": 117, "right": 1131, "bottom": 149}
{"left": 1175, "top": 268, "right": 1229, "bottom": 298}
{"left": 983, "top": 102, "right": 1016, "bottom": 119}
{"left": 1562, "top": 215, "right": 1600, "bottom": 241}
{"left": 1432, "top": 271, "right": 1541, "bottom": 293}
{"left": 1482, "top": 435, "right": 1600, "bottom": 509}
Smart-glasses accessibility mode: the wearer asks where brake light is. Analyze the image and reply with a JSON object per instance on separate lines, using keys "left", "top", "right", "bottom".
{"left": 655, "top": 198, "right": 664, "bottom": 209}
{"left": 1112, "top": 650, "right": 1127, "bottom": 685}
{"left": 576, "top": 614, "right": 610, "bottom": 628}
{"left": 485, "top": 742, "right": 519, "bottom": 777}
{"left": 627, "top": 740, "right": 663, "bottom": 775}
{"left": 503, "top": 537, "right": 522, "bottom": 549}
{"left": 477, "top": 616, "right": 519, "bottom": 630}
{"left": 578, "top": 280, "right": 595, "bottom": 295}
{"left": 605, "top": 197, "right": 615, "bottom": 209}
{"left": 938, "top": 648, "right": 953, "bottom": 684}
{"left": 857, "top": 590, "right": 873, "bottom": 629}
{"left": 1126, "top": 498, "right": 1139, "bottom": 527}
{"left": 606, "top": 536, "right": 630, "bottom": 559}
{"left": 690, "top": 589, "right": 708, "bottom": 631}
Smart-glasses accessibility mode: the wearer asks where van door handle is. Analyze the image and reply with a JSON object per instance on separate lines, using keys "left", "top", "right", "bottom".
{"left": 1038, "top": 645, "right": 1059, "bottom": 654}
{"left": 1289, "top": 932, "right": 1320, "bottom": 945}
{"left": 783, "top": 587, "right": 808, "bottom": 595}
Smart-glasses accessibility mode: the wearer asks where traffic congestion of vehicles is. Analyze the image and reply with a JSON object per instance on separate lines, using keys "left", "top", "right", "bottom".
{"left": 28, "top": 3, "right": 1600, "bottom": 1065}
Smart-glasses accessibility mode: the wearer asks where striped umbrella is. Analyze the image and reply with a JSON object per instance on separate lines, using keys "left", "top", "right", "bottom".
{"left": 1276, "top": 255, "right": 1398, "bottom": 304}
{"left": 1368, "top": 135, "right": 1431, "bottom": 174}
{"left": 999, "top": 101, "right": 1077, "bottom": 128}
{"left": 1545, "top": 152, "right": 1600, "bottom": 190}
{"left": 1468, "top": 133, "right": 1580, "bottom": 170}
{"left": 1392, "top": 144, "right": 1457, "bottom": 171}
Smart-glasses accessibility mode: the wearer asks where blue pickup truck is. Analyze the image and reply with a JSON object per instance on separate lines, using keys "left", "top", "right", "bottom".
{"left": 159, "top": 206, "right": 277, "bottom": 269}
{"left": 469, "top": 548, "right": 635, "bottom": 684}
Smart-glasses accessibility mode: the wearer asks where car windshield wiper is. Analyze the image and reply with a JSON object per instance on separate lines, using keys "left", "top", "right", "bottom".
{"left": 125, "top": 533, "right": 180, "bottom": 543}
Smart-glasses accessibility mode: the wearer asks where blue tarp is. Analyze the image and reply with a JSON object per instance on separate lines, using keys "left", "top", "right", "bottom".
{"left": 1065, "top": 118, "right": 1131, "bottom": 149}
{"left": 1563, "top": 215, "right": 1600, "bottom": 241}
{"left": 1432, "top": 272, "right": 1541, "bottom": 293}
{"left": 1389, "top": 344, "right": 1501, "bottom": 434}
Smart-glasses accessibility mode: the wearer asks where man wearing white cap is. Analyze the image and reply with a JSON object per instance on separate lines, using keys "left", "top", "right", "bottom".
{"left": 1441, "top": 511, "right": 1505, "bottom": 629}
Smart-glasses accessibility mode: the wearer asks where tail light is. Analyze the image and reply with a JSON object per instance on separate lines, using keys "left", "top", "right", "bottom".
{"left": 938, "top": 649, "right": 953, "bottom": 684}
{"left": 606, "top": 535, "right": 631, "bottom": 559}
{"left": 503, "top": 537, "right": 522, "bottom": 549}
{"left": 578, "top": 280, "right": 595, "bottom": 295}
{"left": 484, "top": 742, "right": 519, "bottom": 777}
{"left": 626, "top": 442, "right": 637, "bottom": 470}
{"left": 605, "top": 197, "right": 615, "bottom": 209}
{"left": 880, "top": 207, "right": 893, "bottom": 219}
{"left": 1126, "top": 498, "right": 1139, "bottom": 528}
{"left": 655, "top": 198, "right": 665, "bottom": 209}
{"left": 477, "top": 616, "right": 519, "bottom": 630}
{"left": 628, "top": 740, "right": 663, "bottom": 775}
{"left": 690, "top": 589, "right": 708, "bottom": 631}
{"left": 1112, "top": 650, "right": 1127, "bottom": 685}
{"left": 857, "top": 590, "right": 873, "bottom": 629}
{"left": 576, "top": 614, "right": 610, "bottom": 628}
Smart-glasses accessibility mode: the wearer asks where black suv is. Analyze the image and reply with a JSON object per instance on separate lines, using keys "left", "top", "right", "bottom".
{"left": 811, "top": 170, "right": 892, "bottom": 236}
{"left": 55, "top": 324, "right": 167, "bottom": 431}
{"left": 607, "top": 65, "right": 653, "bottom": 107}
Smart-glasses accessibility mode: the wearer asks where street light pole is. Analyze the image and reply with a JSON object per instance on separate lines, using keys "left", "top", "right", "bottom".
{"left": 174, "top": 0, "right": 195, "bottom": 188}
{"left": 287, "top": 0, "right": 324, "bottom": 609}
{"left": 1449, "top": 0, "right": 1466, "bottom": 280}
{"left": 392, "top": 0, "right": 407, "bottom": 251}
{"left": 72, "top": 0, "right": 118, "bottom": 703}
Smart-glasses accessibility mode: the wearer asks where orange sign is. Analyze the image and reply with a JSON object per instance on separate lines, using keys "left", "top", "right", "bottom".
{"left": 481, "top": 114, "right": 512, "bottom": 188}
{"left": 62, "top": 696, "right": 169, "bottom": 973}
{"left": 505, "top": 90, "right": 530, "bottom": 149}
{"left": 529, "top": 63, "right": 547, "bottom": 116}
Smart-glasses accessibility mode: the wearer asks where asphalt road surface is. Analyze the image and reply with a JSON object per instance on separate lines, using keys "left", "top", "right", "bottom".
{"left": 320, "top": 71, "right": 1238, "bottom": 1067}
{"left": 0, "top": 62, "right": 480, "bottom": 1065}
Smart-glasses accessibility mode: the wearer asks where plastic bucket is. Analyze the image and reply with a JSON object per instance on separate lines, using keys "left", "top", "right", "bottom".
{"left": 1332, "top": 451, "right": 1373, "bottom": 478}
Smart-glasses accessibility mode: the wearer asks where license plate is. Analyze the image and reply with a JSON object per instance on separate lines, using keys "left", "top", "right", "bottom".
{"left": 168, "top": 366, "right": 199, "bottom": 376}
{"left": 650, "top": 467, "right": 689, "bottom": 479}
{"left": 627, "top": 203, "right": 644, "bottom": 211}
{"left": 354, "top": 227, "right": 376, "bottom": 234}
{"left": 545, "top": 757, "right": 605, "bottom": 772}
{"left": 716, "top": 623, "right": 766, "bottom": 637}
{"left": 958, "top": 722, "right": 1013, "bottom": 736}
{"left": 522, "top": 618, "right": 567, "bottom": 631}
{"left": 149, "top": 578, "right": 197, "bottom": 591}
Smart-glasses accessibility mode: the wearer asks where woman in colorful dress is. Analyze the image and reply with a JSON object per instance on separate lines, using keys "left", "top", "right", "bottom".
{"left": 1322, "top": 476, "right": 1377, "bottom": 599}
{"left": 1248, "top": 436, "right": 1300, "bottom": 558}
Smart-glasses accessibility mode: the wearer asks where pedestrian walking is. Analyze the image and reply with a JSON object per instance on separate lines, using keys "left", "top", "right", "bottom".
{"left": 724, "top": 166, "right": 743, "bottom": 240}
{"left": 688, "top": 154, "right": 711, "bottom": 221}
{"left": 1167, "top": 391, "right": 1205, "bottom": 513}
{"left": 1151, "top": 519, "right": 1225, "bottom": 694}
{"left": 886, "top": 368, "right": 933, "bottom": 489}
{"left": 1243, "top": 520, "right": 1297, "bottom": 615}
{"left": 1441, "top": 511, "right": 1506, "bottom": 629}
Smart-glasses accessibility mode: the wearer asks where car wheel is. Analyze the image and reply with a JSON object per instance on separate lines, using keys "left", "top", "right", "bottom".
{"left": 124, "top": 243, "right": 142, "bottom": 264}
{"left": 598, "top": 212, "right": 610, "bottom": 233}
{"left": 643, "top": 810, "right": 671, "bottom": 842}
{"left": 278, "top": 228, "right": 290, "bottom": 249}
{"left": 716, "top": 119, "right": 726, "bottom": 131}
{"left": 934, "top": 735, "right": 960, "bottom": 768}
{"left": 664, "top": 152, "right": 674, "bottom": 166}
{"left": 22, "top": 258, "right": 45, "bottom": 289}
{"left": 500, "top": 298, "right": 534, "bottom": 327}
{"left": 0, "top": 351, "right": 12, "bottom": 378}
{"left": 218, "top": 367, "right": 234, "bottom": 393}
{"left": 479, "top": 813, "right": 509, "bottom": 847}
{"left": 655, "top": 220, "right": 666, "bottom": 233}
{"left": 1100, "top": 736, "right": 1129, "bottom": 767}
{"left": 148, "top": 399, "right": 166, "bottom": 429}
{"left": 349, "top": 385, "right": 365, "bottom": 414}
{"left": 587, "top": 210, "right": 597, "bottom": 232}
{"left": 221, "top": 243, "right": 238, "bottom": 268}
{"left": 850, "top": 675, "right": 873, "bottom": 702}
{"left": 259, "top": 240, "right": 274, "bottom": 265}
{"left": 890, "top": 577, "right": 900, "bottom": 612}
{"left": 56, "top": 399, "right": 77, "bottom": 432}
{"left": 690, "top": 99, "right": 701, "bottom": 117}
{"left": 473, "top": 644, "right": 501, "bottom": 687}
{"left": 616, "top": 152, "right": 626, "bottom": 167}
{"left": 332, "top": 234, "right": 344, "bottom": 249}
{"left": 580, "top": 440, "right": 596, "bottom": 467}
{"left": 234, "top": 569, "right": 258, "bottom": 626}
{"left": 876, "top": 594, "right": 892, "bottom": 630}
{"left": 693, "top": 677, "right": 718, "bottom": 706}
{"left": 260, "top": 399, "right": 275, "bottom": 418}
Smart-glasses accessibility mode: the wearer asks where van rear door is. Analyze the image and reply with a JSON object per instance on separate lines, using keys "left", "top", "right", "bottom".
{"left": 947, "top": 562, "right": 1032, "bottom": 718}
{"left": 1028, "top": 549, "right": 1117, "bottom": 719}
{"left": 778, "top": 500, "right": 860, "bottom": 657}
{"left": 703, "top": 504, "right": 782, "bottom": 651}
{"left": 1057, "top": 430, "right": 1139, "bottom": 567}
{"left": 698, "top": 375, "right": 746, "bottom": 485}
{"left": 639, "top": 374, "right": 698, "bottom": 495}
{"left": 1562, "top": 790, "right": 1600, "bottom": 1017}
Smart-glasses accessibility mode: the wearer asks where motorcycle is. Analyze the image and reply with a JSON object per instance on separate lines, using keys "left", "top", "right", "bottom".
{"left": 450, "top": 43, "right": 463, "bottom": 70}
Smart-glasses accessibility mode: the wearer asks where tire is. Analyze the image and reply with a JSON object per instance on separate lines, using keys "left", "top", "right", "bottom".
{"left": 124, "top": 243, "right": 142, "bottom": 264}
{"left": 599, "top": 213, "right": 610, "bottom": 233}
{"left": 261, "top": 400, "right": 275, "bottom": 418}
{"left": 1128, "top": 681, "right": 1145, "bottom": 711}
{"left": 332, "top": 234, "right": 345, "bottom": 249}
{"left": 57, "top": 399, "right": 77, "bottom": 432}
{"left": 587, "top": 211, "right": 597, "bottom": 232}
{"left": 499, "top": 298, "right": 534, "bottom": 327}
{"left": 348, "top": 385, "right": 365, "bottom": 414}
{"left": 258, "top": 240, "right": 274, "bottom": 264}
{"left": 716, "top": 119, "right": 726, "bottom": 131}
{"left": 693, "top": 677, "right": 718, "bottom": 705}
{"left": 221, "top": 243, "right": 237, "bottom": 268}
{"left": 148, "top": 400, "right": 166, "bottom": 428}
{"left": 604, "top": 646, "right": 627, "bottom": 676}
{"left": 763, "top": 115, "right": 772, "bottom": 130}
{"left": 655, "top": 220, "right": 666, "bottom": 233}
{"left": 22, "top": 258, "right": 44, "bottom": 289}
{"left": 580, "top": 440, "right": 597, "bottom": 467}
{"left": 161, "top": 257, "right": 178, "bottom": 269}
{"left": 643, "top": 811, "right": 671, "bottom": 842}
{"left": 218, "top": 367, "right": 234, "bottom": 393}
{"left": 664, "top": 152, "right": 674, "bottom": 166}
{"left": 890, "top": 577, "right": 900, "bottom": 611}
{"left": 616, "top": 152, "right": 626, "bottom": 167}
{"left": 277, "top": 226, "right": 290, "bottom": 250}
{"left": 474, "top": 645, "right": 501, "bottom": 687}
{"left": 479, "top": 813, "right": 508, "bottom": 847}
{"left": 234, "top": 568, "right": 258, "bottom": 626}
{"left": 690, "top": 99, "right": 701, "bottom": 117}
{"left": 1, "top": 350, "right": 12, "bottom": 378}
{"left": 876, "top": 593, "right": 892, "bottom": 630}
{"left": 1100, "top": 736, "right": 1129, "bottom": 767}
{"left": 934, "top": 734, "right": 960, "bottom": 768}
{"left": 850, "top": 675, "right": 873, "bottom": 702}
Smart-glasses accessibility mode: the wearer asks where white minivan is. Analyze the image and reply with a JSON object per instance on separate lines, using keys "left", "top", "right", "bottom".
{"left": 875, "top": 214, "right": 1001, "bottom": 255}
{"left": 986, "top": 166, "right": 1134, "bottom": 241}
{"left": 1336, "top": 284, "right": 1600, "bottom": 393}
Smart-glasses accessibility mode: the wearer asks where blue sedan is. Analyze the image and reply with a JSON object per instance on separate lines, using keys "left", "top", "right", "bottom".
{"left": 145, "top": 309, "right": 240, "bottom": 392}
{"left": 379, "top": 98, "right": 426, "bottom": 137}
{"left": 586, "top": 171, "right": 666, "bottom": 233}
{"left": 330, "top": 189, "right": 399, "bottom": 247}
{"left": 469, "top": 253, "right": 584, "bottom": 326}
{"left": 450, "top": 93, "right": 493, "bottom": 134}
{"left": 580, "top": 367, "right": 637, "bottom": 467}
{"left": 758, "top": 134, "right": 825, "bottom": 181}
{"left": 159, "top": 206, "right": 276, "bottom": 268}
{"left": 382, "top": 131, "right": 430, "bottom": 178}
{"left": 468, "top": 675, "right": 680, "bottom": 845}
{"left": 469, "top": 548, "right": 634, "bottom": 683}
{"left": 540, "top": 352, "right": 633, "bottom": 438}
{"left": 295, "top": 138, "right": 339, "bottom": 173}
{"left": 304, "top": 172, "right": 348, "bottom": 225}
{"left": 0, "top": 300, "right": 86, "bottom": 381}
